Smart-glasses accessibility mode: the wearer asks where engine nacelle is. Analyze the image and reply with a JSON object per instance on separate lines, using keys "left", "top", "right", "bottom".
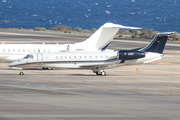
{"left": 117, "top": 50, "right": 145, "bottom": 60}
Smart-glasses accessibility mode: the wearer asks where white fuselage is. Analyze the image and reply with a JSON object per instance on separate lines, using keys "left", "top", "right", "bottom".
{"left": 0, "top": 44, "right": 101, "bottom": 62}
{"left": 9, "top": 51, "right": 162, "bottom": 71}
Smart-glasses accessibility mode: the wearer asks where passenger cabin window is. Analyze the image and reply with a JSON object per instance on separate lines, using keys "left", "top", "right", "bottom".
{"left": 13, "top": 49, "right": 15, "bottom": 52}
{"left": 69, "top": 56, "right": 71, "bottom": 59}
{"left": 23, "top": 49, "right": 25, "bottom": 52}
{"left": 56, "top": 56, "right": 58, "bottom": 59}
{"left": 18, "top": 49, "right": 20, "bottom": 52}
{"left": 74, "top": 56, "right": 76, "bottom": 59}
{"left": 28, "top": 49, "right": 30, "bottom": 52}
{"left": 38, "top": 49, "right": 40, "bottom": 52}
{"left": 8, "top": 49, "right": 10, "bottom": 52}
{"left": 84, "top": 56, "right": 87, "bottom": 59}
{"left": 34, "top": 49, "right": 36, "bottom": 52}
{"left": 3, "top": 49, "right": 5, "bottom": 52}
{"left": 89, "top": 56, "right": 92, "bottom": 59}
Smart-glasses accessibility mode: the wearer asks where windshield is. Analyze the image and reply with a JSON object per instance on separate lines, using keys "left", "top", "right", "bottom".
{"left": 24, "top": 55, "right": 33, "bottom": 59}
{"left": 24, "top": 55, "right": 29, "bottom": 59}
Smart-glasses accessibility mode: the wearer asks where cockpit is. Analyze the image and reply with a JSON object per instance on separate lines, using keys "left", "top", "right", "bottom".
{"left": 24, "top": 55, "right": 34, "bottom": 59}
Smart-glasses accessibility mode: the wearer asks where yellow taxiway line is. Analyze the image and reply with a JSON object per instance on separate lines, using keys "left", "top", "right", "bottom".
{"left": 148, "top": 62, "right": 180, "bottom": 65}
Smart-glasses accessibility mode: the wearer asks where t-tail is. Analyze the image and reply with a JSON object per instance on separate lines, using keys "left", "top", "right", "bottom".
{"left": 75, "top": 22, "right": 141, "bottom": 51}
{"left": 117, "top": 32, "right": 173, "bottom": 63}
{"left": 138, "top": 32, "right": 174, "bottom": 54}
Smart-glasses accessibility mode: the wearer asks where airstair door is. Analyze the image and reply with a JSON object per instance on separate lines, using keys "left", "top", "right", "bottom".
{"left": 37, "top": 53, "right": 43, "bottom": 65}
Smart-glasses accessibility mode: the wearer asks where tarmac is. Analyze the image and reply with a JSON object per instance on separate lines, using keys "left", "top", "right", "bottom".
{"left": 0, "top": 30, "right": 180, "bottom": 120}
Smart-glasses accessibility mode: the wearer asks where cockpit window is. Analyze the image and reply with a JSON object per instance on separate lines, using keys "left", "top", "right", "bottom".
{"left": 24, "top": 55, "right": 33, "bottom": 59}
{"left": 24, "top": 55, "right": 29, "bottom": 59}
{"left": 29, "top": 55, "right": 33, "bottom": 59}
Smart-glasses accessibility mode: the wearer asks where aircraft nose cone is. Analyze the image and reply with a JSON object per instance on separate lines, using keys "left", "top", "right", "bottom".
{"left": 8, "top": 60, "right": 19, "bottom": 67}
{"left": 8, "top": 62, "right": 14, "bottom": 67}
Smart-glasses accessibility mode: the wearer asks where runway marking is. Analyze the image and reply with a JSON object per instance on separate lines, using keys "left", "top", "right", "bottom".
{"left": 148, "top": 62, "right": 180, "bottom": 65}
{"left": 110, "top": 80, "right": 116, "bottom": 82}
{"left": 138, "top": 91, "right": 145, "bottom": 94}
{"left": 160, "top": 92, "right": 171, "bottom": 94}
{"left": 52, "top": 80, "right": 59, "bottom": 82}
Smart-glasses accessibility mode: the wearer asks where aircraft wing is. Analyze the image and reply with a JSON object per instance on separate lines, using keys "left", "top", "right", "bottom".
{"left": 79, "top": 62, "right": 115, "bottom": 69}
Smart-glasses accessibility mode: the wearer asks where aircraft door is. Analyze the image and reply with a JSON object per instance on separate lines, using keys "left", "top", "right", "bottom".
{"left": 37, "top": 53, "right": 43, "bottom": 65}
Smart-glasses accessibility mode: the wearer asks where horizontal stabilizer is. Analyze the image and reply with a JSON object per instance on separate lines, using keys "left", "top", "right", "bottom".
{"left": 102, "top": 22, "right": 142, "bottom": 29}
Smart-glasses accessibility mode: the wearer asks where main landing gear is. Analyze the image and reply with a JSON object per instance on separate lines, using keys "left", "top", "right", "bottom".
{"left": 42, "top": 67, "right": 53, "bottom": 70}
{"left": 95, "top": 71, "right": 106, "bottom": 76}
{"left": 92, "top": 68, "right": 106, "bottom": 76}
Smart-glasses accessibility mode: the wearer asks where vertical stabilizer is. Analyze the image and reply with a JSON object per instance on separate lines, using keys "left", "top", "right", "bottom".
{"left": 75, "top": 22, "right": 141, "bottom": 50}
{"left": 139, "top": 32, "right": 174, "bottom": 54}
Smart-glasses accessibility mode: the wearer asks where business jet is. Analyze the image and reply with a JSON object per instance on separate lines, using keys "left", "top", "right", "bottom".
{"left": 0, "top": 22, "right": 141, "bottom": 62}
{"left": 9, "top": 32, "right": 173, "bottom": 75}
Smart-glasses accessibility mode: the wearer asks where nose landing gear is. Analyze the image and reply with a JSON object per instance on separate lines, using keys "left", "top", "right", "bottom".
{"left": 11, "top": 67, "right": 24, "bottom": 75}
{"left": 19, "top": 69, "right": 24, "bottom": 75}
{"left": 19, "top": 71, "right": 24, "bottom": 75}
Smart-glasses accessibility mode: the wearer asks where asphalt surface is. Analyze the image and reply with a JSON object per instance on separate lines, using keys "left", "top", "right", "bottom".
{"left": 0, "top": 30, "right": 180, "bottom": 120}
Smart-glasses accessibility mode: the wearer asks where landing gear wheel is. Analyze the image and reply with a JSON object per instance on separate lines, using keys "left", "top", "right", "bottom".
{"left": 42, "top": 67, "right": 53, "bottom": 70}
{"left": 101, "top": 71, "right": 106, "bottom": 76}
{"left": 19, "top": 72, "right": 24, "bottom": 75}
{"left": 96, "top": 72, "right": 101, "bottom": 75}
{"left": 96, "top": 71, "right": 106, "bottom": 76}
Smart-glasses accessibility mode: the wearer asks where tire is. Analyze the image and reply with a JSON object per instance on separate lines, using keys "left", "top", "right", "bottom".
{"left": 96, "top": 72, "right": 102, "bottom": 75}
{"left": 19, "top": 72, "right": 24, "bottom": 75}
